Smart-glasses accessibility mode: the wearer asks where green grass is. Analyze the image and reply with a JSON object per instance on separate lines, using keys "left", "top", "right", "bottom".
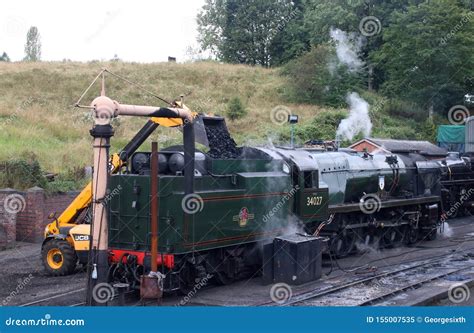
{"left": 0, "top": 61, "right": 436, "bottom": 191}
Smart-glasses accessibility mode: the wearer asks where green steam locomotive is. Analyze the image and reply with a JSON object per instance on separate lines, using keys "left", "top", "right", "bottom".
{"left": 106, "top": 118, "right": 444, "bottom": 293}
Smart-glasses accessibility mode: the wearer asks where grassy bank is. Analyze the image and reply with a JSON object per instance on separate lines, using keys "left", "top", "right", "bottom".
{"left": 0, "top": 61, "right": 435, "bottom": 190}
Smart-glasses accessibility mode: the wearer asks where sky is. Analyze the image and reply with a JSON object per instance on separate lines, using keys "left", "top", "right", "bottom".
{"left": 1, "top": 0, "right": 206, "bottom": 62}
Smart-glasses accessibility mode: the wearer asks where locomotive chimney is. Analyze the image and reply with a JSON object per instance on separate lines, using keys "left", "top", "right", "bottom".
{"left": 335, "top": 134, "right": 341, "bottom": 151}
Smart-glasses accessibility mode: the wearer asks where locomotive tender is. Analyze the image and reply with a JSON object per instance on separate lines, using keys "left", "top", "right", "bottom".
{"left": 106, "top": 118, "right": 468, "bottom": 292}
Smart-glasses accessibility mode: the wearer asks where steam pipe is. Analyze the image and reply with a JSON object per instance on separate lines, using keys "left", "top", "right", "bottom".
{"left": 91, "top": 95, "right": 194, "bottom": 123}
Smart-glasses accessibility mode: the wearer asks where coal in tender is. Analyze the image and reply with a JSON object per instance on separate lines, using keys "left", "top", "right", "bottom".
{"left": 205, "top": 120, "right": 242, "bottom": 159}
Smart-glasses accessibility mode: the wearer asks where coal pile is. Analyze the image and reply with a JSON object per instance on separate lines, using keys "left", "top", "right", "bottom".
{"left": 204, "top": 118, "right": 242, "bottom": 159}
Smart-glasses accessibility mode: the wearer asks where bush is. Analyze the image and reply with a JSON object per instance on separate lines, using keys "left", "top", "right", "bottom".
{"left": 383, "top": 99, "right": 428, "bottom": 122}
{"left": 46, "top": 179, "right": 82, "bottom": 193}
{"left": 227, "top": 97, "right": 247, "bottom": 121}
{"left": 282, "top": 45, "right": 364, "bottom": 107}
{"left": 0, "top": 158, "right": 47, "bottom": 190}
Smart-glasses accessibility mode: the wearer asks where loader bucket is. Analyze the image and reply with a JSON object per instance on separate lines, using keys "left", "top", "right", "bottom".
{"left": 193, "top": 115, "right": 210, "bottom": 147}
{"left": 193, "top": 115, "right": 229, "bottom": 149}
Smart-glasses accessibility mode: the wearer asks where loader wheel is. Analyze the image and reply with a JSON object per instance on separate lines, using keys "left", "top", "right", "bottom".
{"left": 42, "top": 239, "right": 77, "bottom": 276}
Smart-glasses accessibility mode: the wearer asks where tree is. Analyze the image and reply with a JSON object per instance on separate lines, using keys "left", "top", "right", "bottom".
{"left": 0, "top": 52, "right": 10, "bottom": 62}
{"left": 197, "top": 0, "right": 227, "bottom": 58}
{"left": 227, "top": 97, "right": 247, "bottom": 120}
{"left": 197, "top": 0, "right": 296, "bottom": 66}
{"left": 302, "top": 0, "right": 424, "bottom": 90}
{"left": 24, "top": 26, "right": 41, "bottom": 61}
{"left": 268, "top": 0, "right": 310, "bottom": 66}
{"left": 373, "top": 0, "right": 474, "bottom": 113}
{"left": 282, "top": 44, "right": 364, "bottom": 107}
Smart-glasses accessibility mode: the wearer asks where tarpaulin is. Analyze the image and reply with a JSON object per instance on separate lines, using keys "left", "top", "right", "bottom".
{"left": 437, "top": 125, "right": 465, "bottom": 143}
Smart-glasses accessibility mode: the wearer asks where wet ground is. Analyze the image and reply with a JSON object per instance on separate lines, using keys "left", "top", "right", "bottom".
{"left": 0, "top": 242, "right": 86, "bottom": 306}
{"left": 0, "top": 216, "right": 472, "bottom": 306}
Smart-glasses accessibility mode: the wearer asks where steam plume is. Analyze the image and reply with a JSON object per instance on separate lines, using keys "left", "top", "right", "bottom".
{"left": 336, "top": 92, "right": 372, "bottom": 141}
{"left": 329, "top": 28, "right": 364, "bottom": 72}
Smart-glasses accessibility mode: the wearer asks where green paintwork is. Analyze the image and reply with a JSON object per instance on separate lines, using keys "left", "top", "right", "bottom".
{"left": 108, "top": 157, "right": 329, "bottom": 255}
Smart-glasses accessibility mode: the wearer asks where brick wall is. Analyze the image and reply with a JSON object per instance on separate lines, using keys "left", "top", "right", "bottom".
{"left": 351, "top": 141, "right": 379, "bottom": 154}
{"left": 0, "top": 187, "right": 79, "bottom": 244}
{"left": 0, "top": 189, "right": 19, "bottom": 249}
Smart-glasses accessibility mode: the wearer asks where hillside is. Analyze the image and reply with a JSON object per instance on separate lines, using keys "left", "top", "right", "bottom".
{"left": 0, "top": 61, "right": 434, "bottom": 190}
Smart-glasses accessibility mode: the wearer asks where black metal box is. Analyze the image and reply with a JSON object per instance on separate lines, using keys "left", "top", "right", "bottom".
{"left": 272, "top": 234, "right": 323, "bottom": 285}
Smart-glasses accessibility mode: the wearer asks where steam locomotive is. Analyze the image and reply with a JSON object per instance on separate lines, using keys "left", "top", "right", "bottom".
{"left": 105, "top": 118, "right": 474, "bottom": 293}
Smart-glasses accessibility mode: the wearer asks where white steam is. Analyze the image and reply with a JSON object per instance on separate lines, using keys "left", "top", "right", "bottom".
{"left": 329, "top": 28, "right": 372, "bottom": 142}
{"left": 336, "top": 92, "right": 372, "bottom": 141}
{"left": 329, "top": 28, "right": 364, "bottom": 72}
{"left": 438, "top": 222, "right": 453, "bottom": 238}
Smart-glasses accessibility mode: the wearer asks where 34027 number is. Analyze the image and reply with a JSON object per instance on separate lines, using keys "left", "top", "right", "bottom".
{"left": 306, "top": 196, "right": 323, "bottom": 206}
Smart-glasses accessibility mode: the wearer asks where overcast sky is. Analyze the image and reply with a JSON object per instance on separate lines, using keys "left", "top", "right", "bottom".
{"left": 1, "top": 0, "right": 205, "bottom": 62}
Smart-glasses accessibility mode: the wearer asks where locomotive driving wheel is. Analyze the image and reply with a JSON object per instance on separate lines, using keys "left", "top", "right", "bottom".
{"left": 404, "top": 226, "right": 418, "bottom": 245}
{"left": 329, "top": 229, "right": 356, "bottom": 257}
{"left": 381, "top": 227, "right": 402, "bottom": 248}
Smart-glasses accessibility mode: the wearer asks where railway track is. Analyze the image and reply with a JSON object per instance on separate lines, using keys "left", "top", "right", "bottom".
{"left": 18, "top": 288, "right": 138, "bottom": 307}
{"left": 260, "top": 251, "right": 474, "bottom": 306}
{"left": 19, "top": 288, "right": 86, "bottom": 307}
{"left": 18, "top": 234, "right": 474, "bottom": 307}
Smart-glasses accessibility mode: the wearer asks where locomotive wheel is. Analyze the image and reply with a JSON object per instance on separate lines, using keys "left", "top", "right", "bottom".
{"left": 330, "top": 231, "right": 356, "bottom": 257}
{"left": 381, "top": 228, "right": 399, "bottom": 248}
{"left": 214, "top": 270, "right": 234, "bottom": 285}
{"left": 424, "top": 227, "right": 437, "bottom": 241}
{"left": 404, "top": 227, "right": 418, "bottom": 245}
{"left": 41, "top": 239, "right": 77, "bottom": 276}
{"left": 446, "top": 191, "right": 460, "bottom": 219}
{"left": 214, "top": 257, "right": 237, "bottom": 285}
{"left": 177, "top": 262, "right": 197, "bottom": 295}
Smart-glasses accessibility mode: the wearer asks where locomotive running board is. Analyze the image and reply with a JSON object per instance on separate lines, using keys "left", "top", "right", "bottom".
{"left": 441, "top": 179, "right": 474, "bottom": 186}
{"left": 328, "top": 196, "right": 441, "bottom": 214}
